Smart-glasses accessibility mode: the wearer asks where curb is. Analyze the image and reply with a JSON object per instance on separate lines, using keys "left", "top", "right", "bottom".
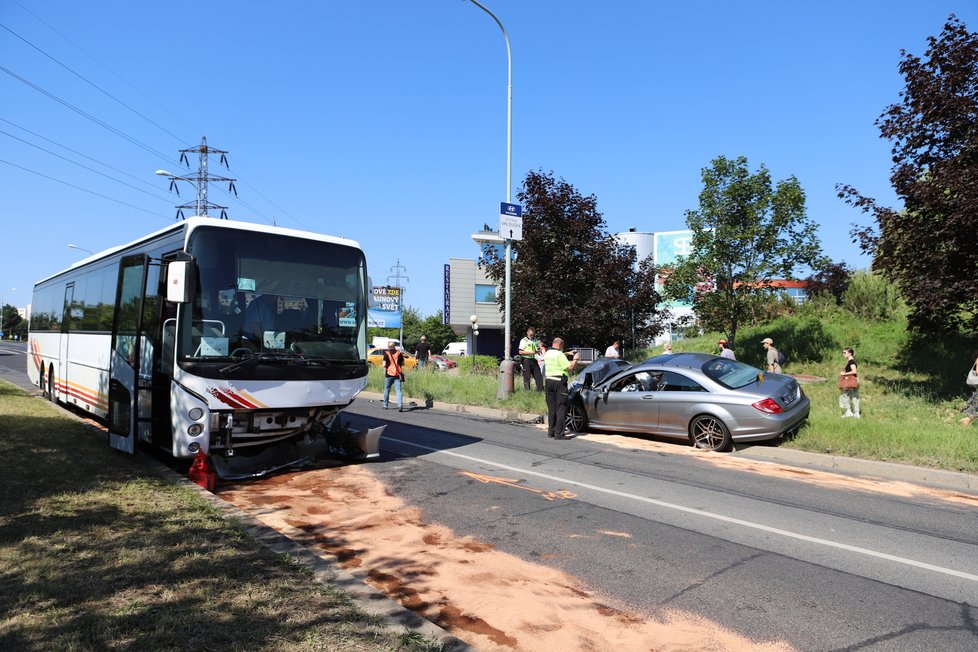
{"left": 359, "top": 389, "right": 978, "bottom": 493}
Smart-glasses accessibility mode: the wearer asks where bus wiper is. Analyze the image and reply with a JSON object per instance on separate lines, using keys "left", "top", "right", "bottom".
{"left": 219, "top": 352, "right": 309, "bottom": 375}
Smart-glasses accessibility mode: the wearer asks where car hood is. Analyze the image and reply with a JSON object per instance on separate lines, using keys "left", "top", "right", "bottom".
{"left": 575, "top": 358, "right": 634, "bottom": 389}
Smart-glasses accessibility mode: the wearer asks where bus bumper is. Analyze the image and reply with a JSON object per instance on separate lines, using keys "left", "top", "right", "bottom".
{"left": 208, "top": 422, "right": 386, "bottom": 481}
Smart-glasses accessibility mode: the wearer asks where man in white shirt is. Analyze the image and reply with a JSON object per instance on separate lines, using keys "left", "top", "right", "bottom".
{"left": 518, "top": 327, "right": 543, "bottom": 391}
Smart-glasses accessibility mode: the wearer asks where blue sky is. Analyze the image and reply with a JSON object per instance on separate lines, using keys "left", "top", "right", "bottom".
{"left": 2, "top": 1, "right": 974, "bottom": 317}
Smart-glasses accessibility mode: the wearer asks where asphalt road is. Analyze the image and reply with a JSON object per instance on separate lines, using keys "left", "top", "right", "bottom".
{"left": 342, "top": 399, "right": 978, "bottom": 651}
{"left": 0, "top": 341, "right": 34, "bottom": 393}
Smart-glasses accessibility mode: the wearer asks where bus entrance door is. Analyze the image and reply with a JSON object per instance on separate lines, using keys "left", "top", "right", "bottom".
{"left": 108, "top": 254, "right": 149, "bottom": 453}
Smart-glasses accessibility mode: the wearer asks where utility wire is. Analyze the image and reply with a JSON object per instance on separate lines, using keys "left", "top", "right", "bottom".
{"left": 232, "top": 176, "right": 312, "bottom": 231}
{"left": 0, "top": 158, "right": 172, "bottom": 220}
{"left": 0, "top": 21, "right": 188, "bottom": 144}
{"left": 0, "top": 64, "right": 180, "bottom": 166}
{"left": 11, "top": 0, "right": 198, "bottom": 144}
{"left": 7, "top": 2, "right": 314, "bottom": 232}
{"left": 1, "top": 128, "right": 173, "bottom": 202}
{"left": 0, "top": 117, "right": 170, "bottom": 195}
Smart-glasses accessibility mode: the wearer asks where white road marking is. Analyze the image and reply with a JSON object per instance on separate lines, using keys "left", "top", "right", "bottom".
{"left": 386, "top": 435, "right": 978, "bottom": 583}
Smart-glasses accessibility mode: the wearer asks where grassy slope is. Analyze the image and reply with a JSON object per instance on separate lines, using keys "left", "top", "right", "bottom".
{"left": 375, "top": 306, "right": 978, "bottom": 474}
{"left": 0, "top": 382, "right": 435, "bottom": 652}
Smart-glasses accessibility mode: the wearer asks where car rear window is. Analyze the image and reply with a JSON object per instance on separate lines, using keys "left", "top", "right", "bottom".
{"left": 701, "top": 358, "right": 763, "bottom": 389}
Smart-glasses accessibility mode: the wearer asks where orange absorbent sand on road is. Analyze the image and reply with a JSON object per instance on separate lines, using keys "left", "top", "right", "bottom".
{"left": 221, "top": 465, "right": 792, "bottom": 652}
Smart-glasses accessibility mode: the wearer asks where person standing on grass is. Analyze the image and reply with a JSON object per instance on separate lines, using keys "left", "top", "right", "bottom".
{"left": 518, "top": 327, "right": 544, "bottom": 392}
{"left": 762, "top": 337, "right": 782, "bottom": 374}
{"left": 839, "top": 347, "right": 861, "bottom": 418}
{"left": 414, "top": 335, "right": 430, "bottom": 370}
{"left": 960, "top": 352, "right": 978, "bottom": 426}
{"left": 719, "top": 340, "right": 736, "bottom": 360}
{"left": 382, "top": 340, "right": 405, "bottom": 412}
{"left": 604, "top": 340, "right": 621, "bottom": 358}
{"left": 543, "top": 338, "right": 581, "bottom": 440}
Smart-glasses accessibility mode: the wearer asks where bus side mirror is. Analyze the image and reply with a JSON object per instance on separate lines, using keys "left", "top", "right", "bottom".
{"left": 166, "top": 260, "right": 194, "bottom": 303}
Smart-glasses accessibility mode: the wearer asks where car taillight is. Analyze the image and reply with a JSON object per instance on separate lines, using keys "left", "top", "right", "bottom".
{"left": 752, "top": 398, "right": 783, "bottom": 414}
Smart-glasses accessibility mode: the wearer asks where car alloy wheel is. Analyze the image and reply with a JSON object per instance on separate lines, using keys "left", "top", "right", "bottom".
{"left": 565, "top": 404, "right": 588, "bottom": 433}
{"left": 689, "top": 415, "right": 732, "bottom": 452}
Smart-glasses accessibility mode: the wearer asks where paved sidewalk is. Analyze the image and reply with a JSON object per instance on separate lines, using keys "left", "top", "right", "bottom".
{"left": 360, "top": 391, "right": 978, "bottom": 493}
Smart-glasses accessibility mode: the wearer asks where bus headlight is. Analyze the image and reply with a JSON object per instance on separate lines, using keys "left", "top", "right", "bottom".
{"left": 188, "top": 423, "right": 204, "bottom": 437}
{"left": 189, "top": 407, "right": 204, "bottom": 421}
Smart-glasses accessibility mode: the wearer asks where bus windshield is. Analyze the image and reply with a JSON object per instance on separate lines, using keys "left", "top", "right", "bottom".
{"left": 178, "top": 226, "right": 367, "bottom": 364}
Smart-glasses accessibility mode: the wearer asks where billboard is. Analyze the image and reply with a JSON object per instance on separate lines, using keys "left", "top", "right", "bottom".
{"left": 368, "top": 285, "right": 402, "bottom": 329}
{"left": 653, "top": 229, "right": 695, "bottom": 267}
{"left": 654, "top": 229, "right": 696, "bottom": 309}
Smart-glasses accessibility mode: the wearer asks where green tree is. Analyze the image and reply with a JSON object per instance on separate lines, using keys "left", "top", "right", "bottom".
{"left": 663, "top": 155, "right": 825, "bottom": 344}
{"left": 368, "top": 307, "right": 458, "bottom": 354}
{"left": 839, "top": 15, "right": 978, "bottom": 333}
{"left": 805, "top": 260, "right": 853, "bottom": 305}
{"left": 482, "top": 170, "right": 665, "bottom": 348}
{"left": 401, "top": 308, "right": 458, "bottom": 354}
{"left": 1, "top": 304, "right": 22, "bottom": 339}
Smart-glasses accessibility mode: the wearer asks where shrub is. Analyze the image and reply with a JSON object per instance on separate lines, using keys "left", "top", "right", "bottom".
{"left": 843, "top": 270, "right": 906, "bottom": 321}
{"left": 458, "top": 355, "right": 500, "bottom": 376}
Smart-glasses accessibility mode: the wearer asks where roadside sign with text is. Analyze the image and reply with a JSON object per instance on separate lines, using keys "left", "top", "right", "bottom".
{"left": 499, "top": 202, "right": 523, "bottom": 241}
{"left": 367, "top": 285, "right": 402, "bottom": 328}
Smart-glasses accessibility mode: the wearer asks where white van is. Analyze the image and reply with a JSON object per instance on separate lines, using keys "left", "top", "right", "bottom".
{"left": 442, "top": 342, "right": 467, "bottom": 356}
{"left": 371, "top": 337, "right": 400, "bottom": 350}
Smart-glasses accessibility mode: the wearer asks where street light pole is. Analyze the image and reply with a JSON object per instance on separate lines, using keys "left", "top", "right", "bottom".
{"left": 68, "top": 244, "right": 95, "bottom": 256}
{"left": 470, "top": 314, "right": 479, "bottom": 370}
{"left": 465, "top": 0, "right": 515, "bottom": 398}
{"left": 156, "top": 169, "right": 201, "bottom": 218}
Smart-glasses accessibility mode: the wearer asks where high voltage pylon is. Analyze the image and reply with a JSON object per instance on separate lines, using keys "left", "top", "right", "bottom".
{"left": 157, "top": 136, "right": 237, "bottom": 220}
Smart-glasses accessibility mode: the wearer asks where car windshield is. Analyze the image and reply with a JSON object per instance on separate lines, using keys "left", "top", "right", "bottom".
{"left": 177, "top": 226, "right": 367, "bottom": 363}
{"left": 701, "top": 358, "right": 763, "bottom": 389}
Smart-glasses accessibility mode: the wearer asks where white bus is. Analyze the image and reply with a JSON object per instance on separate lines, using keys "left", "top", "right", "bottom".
{"left": 28, "top": 217, "right": 382, "bottom": 479}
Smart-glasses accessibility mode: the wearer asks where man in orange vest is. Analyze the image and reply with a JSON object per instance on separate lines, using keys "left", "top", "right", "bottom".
{"left": 382, "top": 340, "right": 405, "bottom": 412}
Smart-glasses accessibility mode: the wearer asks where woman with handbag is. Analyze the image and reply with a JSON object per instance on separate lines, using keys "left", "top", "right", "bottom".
{"left": 838, "top": 347, "right": 860, "bottom": 418}
{"left": 960, "top": 354, "right": 978, "bottom": 426}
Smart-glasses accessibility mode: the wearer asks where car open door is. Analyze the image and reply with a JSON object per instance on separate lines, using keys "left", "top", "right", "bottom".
{"left": 592, "top": 371, "right": 660, "bottom": 430}
{"left": 107, "top": 254, "right": 148, "bottom": 453}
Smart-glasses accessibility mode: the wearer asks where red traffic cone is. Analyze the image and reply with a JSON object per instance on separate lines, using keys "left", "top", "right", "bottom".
{"left": 188, "top": 450, "right": 217, "bottom": 492}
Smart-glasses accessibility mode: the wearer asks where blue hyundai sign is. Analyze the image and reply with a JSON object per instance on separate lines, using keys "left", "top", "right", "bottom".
{"left": 500, "top": 202, "right": 522, "bottom": 218}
